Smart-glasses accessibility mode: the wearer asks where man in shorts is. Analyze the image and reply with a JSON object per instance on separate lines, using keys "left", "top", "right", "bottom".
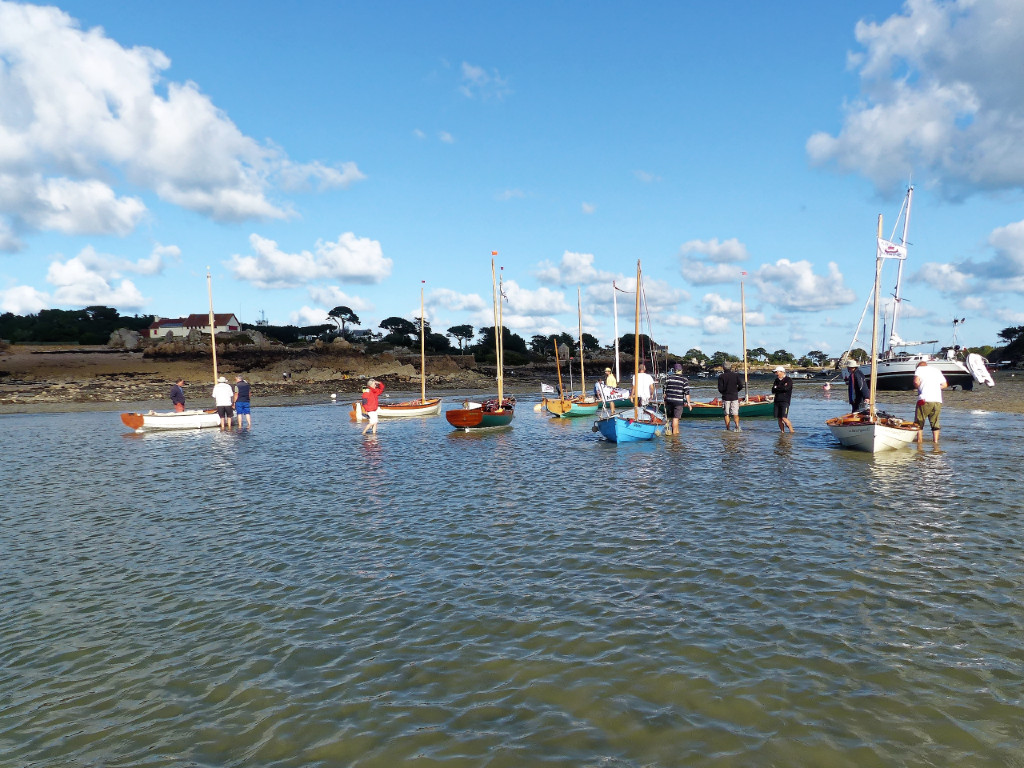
{"left": 663, "top": 363, "right": 692, "bottom": 435}
{"left": 913, "top": 359, "right": 947, "bottom": 445}
{"left": 771, "top": 365, "right": 794, "bottom": 433}
{"left": 717, "top": 360, "right": 745, "bottom": 431}
{"left": 233, "top": 374, "right": 252, "bottom": 428}
{"left": 361, "top": 378, "right": 385, "bottom": 435}
{"left": 212, "top": 375, "right": 235, "bottom": 430}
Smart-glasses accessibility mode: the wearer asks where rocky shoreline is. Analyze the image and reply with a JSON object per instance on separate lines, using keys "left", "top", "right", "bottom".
{"left": 2, "top": 344, "right": 1022, "bottom": 415}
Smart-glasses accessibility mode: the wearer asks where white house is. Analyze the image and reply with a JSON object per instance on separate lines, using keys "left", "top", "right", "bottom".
{"left": 147, "top": 313, "right": 241, "bottom": 339}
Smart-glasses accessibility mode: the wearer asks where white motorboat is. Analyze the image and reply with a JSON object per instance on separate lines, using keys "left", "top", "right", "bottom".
{"left": 121, "top": 409, "right": 220, "bottom": 432}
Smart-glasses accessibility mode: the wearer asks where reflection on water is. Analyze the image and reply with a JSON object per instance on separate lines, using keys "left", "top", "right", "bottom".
{"left": 1, "top": 398, "right": 1023, "bottom": 767}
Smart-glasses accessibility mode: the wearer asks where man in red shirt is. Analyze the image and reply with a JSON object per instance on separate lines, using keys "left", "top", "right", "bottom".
{"left": 361, "top": 379, "right": 385, "bottom": 435}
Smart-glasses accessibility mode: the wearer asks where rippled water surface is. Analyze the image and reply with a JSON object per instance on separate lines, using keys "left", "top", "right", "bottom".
{"left": 2, "top": 392, "right": 1023, "bottom": 767}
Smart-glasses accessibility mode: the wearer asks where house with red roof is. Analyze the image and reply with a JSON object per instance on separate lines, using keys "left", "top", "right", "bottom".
{"left": 147, "top": 313, "right": 241, "bottom": 339}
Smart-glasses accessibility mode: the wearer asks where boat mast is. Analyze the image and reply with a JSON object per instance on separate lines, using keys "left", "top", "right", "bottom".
{"left": 207, "top": 267, "right": 218, "bottom": 382}
{"left": 741, "top": 277, "right": 749, "bottom": 404}
{"left": 633, "top": 261, "right": 641, "bottom": 419}
{"left": 491, "top": 257, "right": 504, "bottom": 404}
{"left": 869, "top": 215, "right": 883, "bottom": 421}
{"left": 887, "top": 186, "right": 913, "bottom": 356}
{"left": 420, "top": 281, "right": 427, "bottom": 404}
{"left": 552, "top": 335, "right": 565, "bottom": 398}
{"left": 612, "top": 281, "right": 621, "bottom": 383}
{"left": 577, "top": 287, "right": 586, "bottom": 397}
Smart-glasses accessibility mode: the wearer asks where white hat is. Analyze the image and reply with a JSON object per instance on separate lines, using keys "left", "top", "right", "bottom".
{"left": 218, "top": 376, "right": 227, "bottom": 382}
{"left": 774, "top": 366, "right": 786, "bottom": 372}
{"left": 846, "top": 359, "right": 858, "bottom": 367}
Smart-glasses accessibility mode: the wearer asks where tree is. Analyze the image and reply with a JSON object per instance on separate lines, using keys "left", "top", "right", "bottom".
{"left": 769, "top": 349, "right": 796, "bottom": 364}
{"left": 849, "top": 347, "right": 869, "bottom": 363}
{"left": 709, "top": 350, "right": 740, "bottom": 367}
{"left": 328, "top": 306, "right": 360, "bottom": 336}
{"left": 528, "top": 334, "right": 549, "bottom": 355}
{"left": 805, "top": 349, "right": 829, "bottom": 366}
{"left": 684, "top": 348, "right": 710, "bottom": 366}
{"left": 618, "top": 333, "right": 657, "bottom": 357}
{"left": 447, "top": 324, "right": 475, "bottom": 352}
{"left": 581, "top": 333, "right": 601, "bottom": 354}
{"left": 748, "top": 346, "right": 769, "bottom": 362}
{"left": 997, "top": 326, "right": 1024, "bottom": 343}
{"left": 425, "top": 332, "right": 451, "bottom": 353}
{"left": 476, "top": 326, "right": 528, "bottom": 357}
{"left": 379, "top": 316, "right": 417, "bottom": 347}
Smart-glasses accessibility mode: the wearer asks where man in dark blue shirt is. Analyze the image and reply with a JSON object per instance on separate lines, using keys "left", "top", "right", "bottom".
{"left": 233, "top": 375, "right": 252, "bottom": 428}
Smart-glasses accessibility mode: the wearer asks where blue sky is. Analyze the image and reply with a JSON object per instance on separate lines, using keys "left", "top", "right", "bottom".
{"left": 2, "top": 0, "right": 1023, "bottom": 357}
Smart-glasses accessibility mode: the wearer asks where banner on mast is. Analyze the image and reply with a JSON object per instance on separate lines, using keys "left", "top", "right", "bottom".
{"left": 877, "top": 238, "right": 907, "bottom": 260}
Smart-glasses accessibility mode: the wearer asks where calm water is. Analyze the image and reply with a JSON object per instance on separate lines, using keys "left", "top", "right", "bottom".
{"left": 2, "top": 390, "right": 1023, "bottom": 767}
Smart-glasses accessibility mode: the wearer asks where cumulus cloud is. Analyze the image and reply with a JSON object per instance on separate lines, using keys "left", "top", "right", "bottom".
{"left": 227, "top": 233, "right": 392, "bottom": 289}
{"left": 427, "top": 288, "right": 487, "bottom": 313}
{"left": 0, "top": 2, "right": 361, "bottom": 245}
{"left": 289, "top": 305, "right": 333, "bottom": 327}
{"left": 581, "top": 202, "right": 595, "bottom": 214}
{"left": 702, "top": 315, "right": 731, "bottom": 335}
{"left": 459, "top": 62, "right": 511, "bottom": 100}
{"left": 807, "top": 0, "right": 1024, "bottom": 196}
{"left": 662, "top": 314, "right": 701, "bottom": 328}
{"left": 503, "top": 280, "right": 570, "bottom": 315}
{"left": 679, "top": 237, "right": 749, "bottom": 264}
{"left": 46, "top": 251, "right": 146, "bottom": 308}
{"left": 702, "top": 293, "right": 742, "bottom": 315}
{"left": 0, "top": 283, "right": 49, "bottom": 313}
{"left": 307, "top": 286, "right": 374, "bottom": 313}
{"left": 753, "top": 259, "right": 856, "bottom": 311}
{"left": 912, "top": 218, "right": 1024, "bottom": 296}
{"left": 535, "top": 251, "right": 615, "bottom": 287}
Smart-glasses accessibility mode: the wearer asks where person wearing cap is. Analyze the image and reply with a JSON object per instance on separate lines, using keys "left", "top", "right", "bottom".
{"left": 212, "top": 375, "right": 235, "bottom": 429}
{"left": 361, "top": 378, "right": 386, "bottom": 435}
{"left": 717, "top": 360, "right": 745, "bottom": 431}
{"left": 663, "top": 362, "right": 693, "bottom": 435}
{"left": 845, "top": 358, "right": 870, "bottom": 413}
{"left": 597, "top": 366, "right": 620, "bottom": 414}
{"left": 913, "top": 359, "right": 948, "bottom": 445}
{"left": 233, "top": 374, "right": 253, "bottom": 428}
{"left": 169, "top": 378, "right": 186, "bottom": 412}
{"left": 770, "top": 365, "right": 794, "bottom": 433}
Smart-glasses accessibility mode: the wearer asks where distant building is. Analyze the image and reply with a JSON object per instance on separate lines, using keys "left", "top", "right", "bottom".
{"left": 147, "top": 313, "right": 241, "bottom": 339}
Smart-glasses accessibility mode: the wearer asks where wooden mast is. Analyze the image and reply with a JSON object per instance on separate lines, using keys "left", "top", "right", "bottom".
{"left": 419, "top": 281, "right": 427, "bottom": 404}
{"left": 741, "top": 278, "right": 749, "bottom": 403}
{"left": 869, "top": 215, "right": 883, "bottom": 422}
{"left": 577, "top": 287, "right": 586, "bottom": 397}
{"left": 492, "top": 257, "right": 503, "bottom": 405}
{"left": 633, "top": 260, "right": 641, "bottom": 419}
{"left": 207, "top": 267, "right": 218, "bottom": 382}
{"left": 552, "top": 335, "right": 565, "bottom": 398}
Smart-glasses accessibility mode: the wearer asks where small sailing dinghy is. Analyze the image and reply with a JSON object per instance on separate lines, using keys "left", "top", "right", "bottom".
{"left": 121, "top": 269, "right": 223, "bottom": 433}
{"left": 351, "top": 282, "right": 442, "bottom": 420}
{"left": 827, "top": 214, "right": 921, "bottom": 452}
{"left": 594, "top": 260, "right": 665, "bottom": 442}
{"left": 446, "top": 257, "right": 515, "bottom": 430}
{"left": 545, "top": 289, "right": 603, "bottom": 418}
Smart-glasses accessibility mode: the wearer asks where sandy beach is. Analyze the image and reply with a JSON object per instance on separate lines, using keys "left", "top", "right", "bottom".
{"left": 1, "top": 344, "right": 1021, "bottom": 416}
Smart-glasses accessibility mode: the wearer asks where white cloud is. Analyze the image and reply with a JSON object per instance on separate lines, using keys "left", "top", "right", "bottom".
{"left": 227, "top": 232, "right": 392, "bottom": 289}
{"left": 0, "top": 283, "right": 49, "bottom": 313}
{"left": 459, "top": 62, "right": 511, "bottom": 100}
{"left": 702, "top": 293, "right": 742, "bottom": 315}
{"left": 276, "top": 160, "right": 365, "bottom": 193}
{"left": 679, "top": 237, "right": 749, "bottom": 264}
{"left": 634, "top": 170, "right": 661, "bottom": 183}
{"left": 427, "top": 288, "right": 487, "bottom": 312}
{"left": 581, "top": 202, "right": 595, "bottom": 214}
{"left": 994, "top": 308, "right": 1024, "bottom": 324}
{"left": 534, "top": 251, "right": 615, "bottom": 287}
{"left": 808, "top": 0, "right": 1024, "bottom": 196}
{"left": 45, "top": 251, "right": 146, "bottom": 308}
{"left": 497, "top": 189, "right": 524, "bottom": 201}
{"left": 662, "top": 314, "right": 700, "bottom": 328}
{"left": 910, "top": 262, "right": 972, "bottom": 294}
{"left": 702, "top": 315, "right": 731, "bottom": 335}
{"left": 0, "top": 2, "right": 360, "bottom": 244}
{"left": 753, "top": 259, "right": 856, "bottom": 311}
{"left": 438, "top": 131, "right": 455, "bottom": 144}
{"left": 307, "top": 286, "right": 374, "bottom": 313}
{"left": 289, "top": 305, "right": 332, "bottom": 327}
{"left": 503, "top": 279, "right": 570, "bottom": 315}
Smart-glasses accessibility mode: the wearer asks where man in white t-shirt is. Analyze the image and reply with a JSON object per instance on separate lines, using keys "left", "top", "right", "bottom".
{"left": 913, "top": 360, "right": 948, "bottom": 445}
{"left": 212, "top": 375, "right": 235, "bottom": 430}
{"left": 632, "top": 363, "right": 655, "bottom": 406}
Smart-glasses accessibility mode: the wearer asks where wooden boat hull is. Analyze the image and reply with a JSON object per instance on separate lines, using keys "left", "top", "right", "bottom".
{"left": 120, "top": 409, "right": 220, "bottom": 432}
{"left": 544, "top": 397, "right": 601, "bottom": 418}
{"left": 669, "top": 397, "right": 775, "bottom": 419}
{"left": 594, "top": 412, "right": 664, "bottom": 442}
{"left": 350, "top": 398, "right": 442, "bottom": 420}
{"left": 445, "top": 400, "right": 515, "bottom": 430}
{"left": 826, "top": 414, "right": 921, "bottom": 452}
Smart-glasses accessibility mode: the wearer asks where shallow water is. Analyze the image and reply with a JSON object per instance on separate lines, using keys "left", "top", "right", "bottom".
{"left": 2, "top": 392, "right": 1023, "bottom": 767}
